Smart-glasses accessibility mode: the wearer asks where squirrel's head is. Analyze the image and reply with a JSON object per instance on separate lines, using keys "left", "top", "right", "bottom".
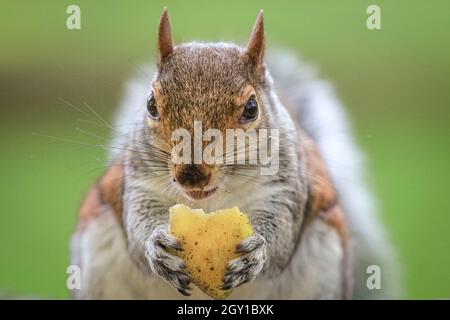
{"left": 144, "top": 8, "right": 275, "bottom": 201}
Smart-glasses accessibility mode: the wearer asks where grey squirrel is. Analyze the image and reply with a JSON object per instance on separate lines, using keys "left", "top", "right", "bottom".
{"left": 71, "top": 9, "right": 401, "bottom": 299}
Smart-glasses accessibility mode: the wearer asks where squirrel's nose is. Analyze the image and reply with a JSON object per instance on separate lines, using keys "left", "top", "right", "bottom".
{"left": 175, "top": 164, "right": 211, "bottom": 189}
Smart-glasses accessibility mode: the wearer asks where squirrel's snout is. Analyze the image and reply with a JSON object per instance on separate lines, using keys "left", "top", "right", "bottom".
{"left": 175, "top": 164, "right": 211, "bottom": 189}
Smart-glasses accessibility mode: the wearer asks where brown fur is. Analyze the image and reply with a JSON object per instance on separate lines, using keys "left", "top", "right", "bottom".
{"left": 304, "top": 134, "right": 336, "bottom": 213}
{"left": 301, "top": 134, "right": 351, "bottom": 299}
{"left": 158, "top": 8, "right": 174, "bottom": 67}
{"left": 154, "top": 45, "right": 265, "bottom": 138}
{"left": 78, "top": 163, "right": 124, "bottom": 229}
{"left": 321, "top": 205, "right": 348, "bottom": 246}
{"left": 98, "top": 164, "right": 124, "bottom": 220}
{"left": 151, "top": 10, "right": 268, "bottom": 146}
{"left": 150, "top": 36, "right": 270, "bottom": 188}
{"left": 302, "top": 133, "right": 348, "bottom": 245}
{"left": 244, "top": 10, "right": 265, "bottom": 82}
{"left": 78, "top": 185, "right": 102, "bottom": 226}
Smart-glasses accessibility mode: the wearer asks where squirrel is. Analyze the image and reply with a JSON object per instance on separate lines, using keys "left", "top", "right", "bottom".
{"left": 71, "top": 9, "right": 401, "bottom": 299}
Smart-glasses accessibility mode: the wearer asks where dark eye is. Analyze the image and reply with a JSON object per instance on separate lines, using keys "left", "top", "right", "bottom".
{"left": 240, "top": 95, "right": 259, "bottom": 123}
{"left": 147, "top": 93, "right": 160, "bottom": 120}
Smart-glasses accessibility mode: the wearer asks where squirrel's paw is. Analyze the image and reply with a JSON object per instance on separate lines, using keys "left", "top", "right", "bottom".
{"left": 221, "top": 233, "right": 267, "bottom": 290}
{"left": 146, "top": 225, "right": 192, "bottom": 296}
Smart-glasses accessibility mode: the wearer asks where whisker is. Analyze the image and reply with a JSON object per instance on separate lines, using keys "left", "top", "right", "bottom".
{"left": 82, "top": 101, "right": 114, "bottom": 130}
{"left": 58, "top": 97, "right": 105, "bottom": 128}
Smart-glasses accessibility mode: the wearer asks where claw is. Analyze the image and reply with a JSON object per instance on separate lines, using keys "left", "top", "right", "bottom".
{"left": 220, "top": 283, "right": 232, "bottom": 291}
{"left": 177, "top": 288, "right": 192, "bottom": 296}
{"left": 154, "top": 228, "right": 184, "bottom": 251}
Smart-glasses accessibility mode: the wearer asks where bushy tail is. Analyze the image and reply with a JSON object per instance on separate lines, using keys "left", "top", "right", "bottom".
{"left": 267, "top": 50, "right": 402, "bottom": 299}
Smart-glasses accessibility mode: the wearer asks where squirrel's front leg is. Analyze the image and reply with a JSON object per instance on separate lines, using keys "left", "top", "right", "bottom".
{"left": 222, "top": 200, "right": 298, "bottom": 290}
{"left": 221, "top": 233, "right": 267, "bottom": 290}
{"left": 146, "top": 225, "right": 192, "bottom": 295}
{"left": 124, "top": 189, "right": 192, "bottom": 296}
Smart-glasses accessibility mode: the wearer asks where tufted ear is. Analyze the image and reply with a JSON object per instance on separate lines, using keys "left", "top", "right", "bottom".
{"left": 244, "top": 10, "right": 265, "bottom": 78}
{"left": 157, "top": 7, "right": 174, "bottom": 67}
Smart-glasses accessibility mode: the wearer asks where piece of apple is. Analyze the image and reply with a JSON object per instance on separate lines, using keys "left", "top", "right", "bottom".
{"left": 169, "top": 204, "right": 253, "bottom": 299}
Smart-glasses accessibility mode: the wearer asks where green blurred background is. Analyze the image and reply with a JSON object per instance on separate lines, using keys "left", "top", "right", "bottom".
{"left": 0, "top": 0, "right": 449, "bottom": 299}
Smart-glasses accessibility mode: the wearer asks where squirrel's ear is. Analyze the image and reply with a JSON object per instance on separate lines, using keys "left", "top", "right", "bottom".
{"left": 157, "top": 7, "right": 174, "bottom": 67}
{"left": 244, "top": 10, "right": 265, "bottom": 77}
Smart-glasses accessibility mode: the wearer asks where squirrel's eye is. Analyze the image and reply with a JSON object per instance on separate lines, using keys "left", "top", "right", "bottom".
{"left": 240, "top": 95, "right": 259, "bottom": 123}
{"left": 147, "top": 93, "right": 160, "bottom": 120}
